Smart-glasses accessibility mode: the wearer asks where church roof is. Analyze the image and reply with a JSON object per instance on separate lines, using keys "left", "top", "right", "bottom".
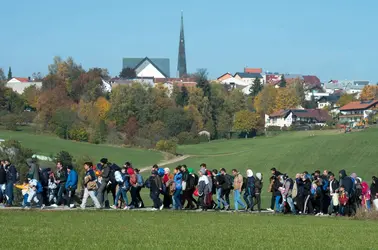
{"left": 123, "top": 57, "right": 170, "bottom": 78}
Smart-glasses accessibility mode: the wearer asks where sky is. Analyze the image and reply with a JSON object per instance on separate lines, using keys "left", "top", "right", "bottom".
{"left": 1, "top": 0, "right": 378, "bottom": 82}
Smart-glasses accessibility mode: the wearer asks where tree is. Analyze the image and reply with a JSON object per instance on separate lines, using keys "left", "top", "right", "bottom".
{"left": 337, "top": 93, "right": 356, "bottom": 107}
{"left": 51, "top": 108, "right": 77, "bottom": 139}
{"left": 22, "top": 85, "right": 40, "bottom": 108}
{"left": 162, "top": 107, "right": 190, "bottom": 137}
{"left": 275, "top": 87, "right": 301, "bottom": 110}
{"left": 32, "top": 72, "right": 43, "bottom": 81}
{"left": 195, "top": 69, "right": 211, "bottom": 98}
{"left": 0, "top": 68, "right": 6, "bottom": 84}
{"left": 250, "top": 77, "right": 263, "bottom": 97}
{"left": 175, "top": 86, "right": 189, "bottom": 107}
{"left": 55, "top": 151, "right": 73, "bottom": 167}
{"left": 360, "top": 85, "right": 377, "bottom": 101}
{"left": 254, "top": 85, "right": 277, "bottom": 114}
{"left": 48, "top": 56, "right": 63, "bottom": 75}
{"left": 279, "top": 74, "right": 286, "bottom": 88}
{"left": 233, "top": 110, "right": 260, "bottom": 138}
{"left": 291, "top": 79, "right": 306, "bottom": 106}
{"left": 94, "top": 97, "right": 111, "bottom": 120}
{"left": 7, "top": 67, "right": 12, "bottom": 80}
{"left": 120, "top": 67, "right": 136, "bottom": 79}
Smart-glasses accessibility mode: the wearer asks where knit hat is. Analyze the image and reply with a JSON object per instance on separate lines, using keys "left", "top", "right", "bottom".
{"left": 164, "top": 167, "right": 170, "bottom": 174}
{"left": 188, "top": 168, "right": 194, "bottom": 174}
{"left": 100, "top": 158, "right": 108, "bottom": 164}
{"left": 246, "top": 169, "right": 253, "bottom": 177}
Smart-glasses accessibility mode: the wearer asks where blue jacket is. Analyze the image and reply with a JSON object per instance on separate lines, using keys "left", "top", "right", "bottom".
{"left": 66, "top": 169, "right": 78, "bottom": 190}
{"left": 174, "top": 172, "right": 183, "bottom": 190}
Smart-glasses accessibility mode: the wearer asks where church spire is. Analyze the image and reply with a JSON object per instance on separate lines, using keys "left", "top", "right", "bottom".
{"left": 177, "top": 10, "right": 187, "bottom": 78}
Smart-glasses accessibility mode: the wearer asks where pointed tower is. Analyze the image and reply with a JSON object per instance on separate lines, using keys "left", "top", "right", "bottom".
{"left": 177, "top": 11, "right": 187, "bottom": 78}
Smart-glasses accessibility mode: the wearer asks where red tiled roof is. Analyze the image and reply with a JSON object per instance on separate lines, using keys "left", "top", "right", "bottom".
{"left": 303, "top": 75, "right": 320, "bottom": 85}
{"left": 339, "top": 100, "right": 378, "bottom": 111}
{"left": 268, "top": 109, "right": 289, "bottom": 118}
{"left": 244, "top": 68, "right": 262, "bottom": 73}
{"left": 13, "top": 77, "right": 29, "bottom": 82}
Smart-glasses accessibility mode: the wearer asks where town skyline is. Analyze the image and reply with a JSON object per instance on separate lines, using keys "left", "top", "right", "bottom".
{"left": 1, "top": 0, "right": 377, "bottom": 82}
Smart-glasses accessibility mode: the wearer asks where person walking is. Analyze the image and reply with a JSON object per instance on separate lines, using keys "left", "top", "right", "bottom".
{"left": 96, "top": 158, "right": 110, "bottom": 208}
{"left": 4, "top": 159, "right": 17, "bottom": 207}
{"left": 52, "top": 161, "right": 67, "bottom": 207}
{"left": 232, "top": 169, "right": 246, "bottom": 212}
{"left": 135, "top": 169, "right": 145, "bottom": 208}
{"left": 243, "top": 169, "right": 255, "bottom": 211}
{"left": 173, "top": 167, "right": 183, "bottom": 210}
{"left": 254, "top": 173, "right": 263, "bottom": 212}
{"left": 65, "top": 165, "right": 78, "bottom": 208}
{"left": 146, "top": 170, "right": 164, "bottom": 211}
{"left": 81, "top": 162, "right": 101, "bottom": 209}
{"left": 26, "top": 158, "right": 39, "bottom": 181}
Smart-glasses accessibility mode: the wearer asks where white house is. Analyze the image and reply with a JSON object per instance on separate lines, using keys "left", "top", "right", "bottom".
{"left": 265, "top": 109, "right": 332, "bottom": 128}
{"left": 323, "top": 80, "right": 368, "bottom": 99}
{"left": 6, "top": 77, "right": 42, "bottom": 94}
{"left": 234, "top": 72, "right": 264, "bottom": 85}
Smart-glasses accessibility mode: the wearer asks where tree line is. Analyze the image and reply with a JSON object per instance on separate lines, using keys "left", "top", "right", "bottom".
{"left": 0, "top": 57, "right": 368, "bottom": 153}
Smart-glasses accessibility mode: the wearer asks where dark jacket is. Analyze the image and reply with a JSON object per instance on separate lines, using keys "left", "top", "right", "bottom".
{"left": 149, "top": 175, "right": 162, "bottom": 193}
{"left": 6, "top": 164, "right": 17, "bottom": 183}
{"left": 329, "top": 179, "right": 339, "bottom": 195}
{"left": 182, "top": 171, "right": 189, "bottom": 182}
{"left": 56, "top": 168, "right": 67, "bottom": 184}
{"left": 255, "top": 178, "right": 263, "bottom": 194}
{"left": 370, "top": 180, "right": 378, "bottom": 200}
{"left": 296, "top": 178, "right": 305, "bottom": 197}
{"left": 84, "top": 169, "right": 96, "bottom": 187}
{"left": 273, "top": 177, "right": 282, "bottom": 196}
{"left": 246, "top": 176, "right": 255, "bottom": 195}
{"left": 101, "top": 165, "right": 111, "bottom": 182}
{"left": 0, "top": 166, "right": 6, "bottom": 184}
{"left": 339, "top": 170, "right": 353, "bottom": 195}
{"left": 303, "top": 178, "right": 312, "bottom": 196}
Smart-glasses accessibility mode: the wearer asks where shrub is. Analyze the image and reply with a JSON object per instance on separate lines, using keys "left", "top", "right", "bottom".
{"left": 176, "top": 132, "right": 200, "bottom": 145}
{"left": 353, "top": 208, "right": 378, "bottom": 221}
{"left": 69, "top": 127, "right": 89, "bottom": 142}
{"left": 155, "top": 139, "right": 177, "bottom": 154}
{"left": 56, "top": 151, "right": 74, "bottom": 167}
{"left": 199, "top": 134, "right": 210, "bottom": 143}
{"left": 0, "top": 114, "right": 20, "bottom": 131}
{"left": 266, "top": 126, "right": 281, "bottom": 131}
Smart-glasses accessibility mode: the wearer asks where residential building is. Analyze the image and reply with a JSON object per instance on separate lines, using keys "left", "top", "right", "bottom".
{"left": 217, "top": 73, "right": 233, "bottom": 82}
{"left": 244, "top": 68, "right": 262, "bottom": 74}
{"left": 122, "top": 57, "right": 170, "bottom": 79}
{"left": 265, "top": 109, "right": 331, "bottom": 128}
{"left": 303, "top": 75, "right": 321, "bottom": 89}
{"left": 317, "top": 95, "right": 340, "bottom": 109}
{"left": 234, "top": 72, "right": 263, "bottom": 85}
{"left": 6, "top": 77, "right": 42, "bottom": 94}
{"left": 339, "top": 100, "right": 378, "bottom": 126}
{"left": 323, "top": 80, "right": 370, "bottom": 99}
{"left": 154, "top": 77, "right": 197, "bottom": 96}
{"left": 107, "top": 77, "right": 155, "bottom": 89}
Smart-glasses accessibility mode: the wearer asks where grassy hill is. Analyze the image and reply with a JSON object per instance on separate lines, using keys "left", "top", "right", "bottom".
{"left": 0, "top": 129, "right": 163, "bottom": 168}
{"left": 171, "top": 129, "right": 377, "bottom": 181}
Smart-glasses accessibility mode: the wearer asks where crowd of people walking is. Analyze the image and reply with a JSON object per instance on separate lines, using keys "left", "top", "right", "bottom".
{"left": 0, "top": 158, "right": 378, "bottom": 216}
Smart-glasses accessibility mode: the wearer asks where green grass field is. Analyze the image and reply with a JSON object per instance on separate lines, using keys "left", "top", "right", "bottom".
{"left": 0, "top": 210, "right": 376, "bottom": 249}
{"left": 0, "top": 129, "right": 163, "bottom": 168}
{"left": 1, "top": 127, "right": 378, "bottom": 249}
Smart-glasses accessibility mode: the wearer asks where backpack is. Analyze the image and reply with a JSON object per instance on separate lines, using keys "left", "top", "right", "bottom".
{"left": 36, "top": 181, "right": 43, "bottom": 193}
{"left": 137, "top": 174, "right": 144, "bottom": 188}
{"left": 241, "top": 177, "right": 247, "bottom": 191}
{"left": 187, "top": 174, "right": 195, "bottom": 190}
{"left": 225, "top": 174, "right": 233, "bottom": 189}
{"left": 109, "top": 164, "right": 121, "bottom": 184}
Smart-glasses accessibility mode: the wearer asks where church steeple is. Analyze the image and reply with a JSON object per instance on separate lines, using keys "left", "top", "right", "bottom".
{"left": 177, "top": 11, "right": 187, "bottom": 78}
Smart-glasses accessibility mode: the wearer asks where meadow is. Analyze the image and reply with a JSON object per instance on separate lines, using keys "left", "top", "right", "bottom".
{"left": 0, "top": 210, "right": 376, "bottom": 250}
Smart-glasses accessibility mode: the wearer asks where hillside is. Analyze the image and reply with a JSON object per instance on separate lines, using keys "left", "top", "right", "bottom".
{"left": 0, "top": 129, "right": 163, "bottom": 168}
{"left": 170, "top": 129, "right": 377, "bottom": 181}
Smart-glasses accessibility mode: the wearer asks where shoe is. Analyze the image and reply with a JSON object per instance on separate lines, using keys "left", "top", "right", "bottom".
{"left": 50, "top": 204, "right": 58, "bottom": 208}
{"left": 110, "top": 205, "right": 117, "bottom": 209}
{"left": 69, "top": 204, "right": 75, "bottom": 208}
{"left": 225, "top": 205, "right": 230, "bottom": 211}
{"left": 24, "top": 206, "right": 31, "bottom": 210}
{"left": 159, "top": 204, "right": 164, "bottom": 211}
{"left": 41, "top": 205, "right": 45, "bottom": 210}
{"left": 123, "top": 206, "right": 130, "bottom": 210}
{"left": 138, "top": 202, "right": 142, "bottom": 208}
{"left": 151, "top": 208, "right": 158, "bottom": 211}
{"left": 267, "top": 208, "right": 273, "bottom": 212}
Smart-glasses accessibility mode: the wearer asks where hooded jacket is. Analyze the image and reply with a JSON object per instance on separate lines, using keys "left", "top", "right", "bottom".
{"left": 0, "top": 166, "right": 6, "bottom": 184}
{"left": 303, "top": 176, "right": 312, "bottom": 196}
{"left": 65, "top": 169, "right": 78, "bottom": 190}
{"left": 27, "top": 159, "right": 39, "bottom": 181}
{"left": 174, "top": 172, "right": 183, "bottom": 190}
{"left": 254, "top": 173, "right": 263, "bottom": 194}
{"left": 6, "top": 163, "right": 17, "bottom": 182}
{"left": 339, "top": 170, "right": 353, "bottom": 195}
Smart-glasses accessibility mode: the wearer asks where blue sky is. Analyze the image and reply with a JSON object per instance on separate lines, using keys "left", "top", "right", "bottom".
{"left": 1, "top": 0, "right": 377, "bottom": 82}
